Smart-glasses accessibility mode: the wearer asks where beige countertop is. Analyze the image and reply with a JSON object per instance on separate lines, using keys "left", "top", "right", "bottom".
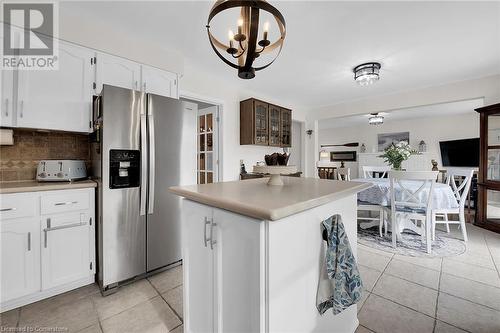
{"left": 0, "top": 179, "right": 97, "bottom": 194}
{"left": 169, "top": 177, "right": 371, "bottom": 221}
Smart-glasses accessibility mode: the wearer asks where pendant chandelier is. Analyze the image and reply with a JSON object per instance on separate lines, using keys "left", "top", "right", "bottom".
{"left": 206, "top": 0, "right": 286, "bottom": 79}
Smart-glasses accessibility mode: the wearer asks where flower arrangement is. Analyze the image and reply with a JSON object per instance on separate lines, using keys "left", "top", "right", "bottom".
{"left": 379, "top": 142, "right": 418, "bottom": 170}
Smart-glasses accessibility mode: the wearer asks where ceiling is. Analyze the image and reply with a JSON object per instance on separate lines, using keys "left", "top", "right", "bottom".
{"left": 61, "top": 1, "right": 500, "bottom": 108}
{"left": 318, "top": 98, "right": 484, "bottom": 129}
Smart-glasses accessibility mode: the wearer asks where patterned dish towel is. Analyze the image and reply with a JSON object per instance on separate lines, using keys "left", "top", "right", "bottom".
{"left": 316, "top": 214, "right": 363, "bottom": 315}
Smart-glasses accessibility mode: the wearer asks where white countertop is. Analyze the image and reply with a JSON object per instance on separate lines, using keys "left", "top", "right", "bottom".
{"left": 169, "top": 177, "right": 371, "bottom": 221}
{"left": 0, "top": 179, "right": 97, "bottom": 194}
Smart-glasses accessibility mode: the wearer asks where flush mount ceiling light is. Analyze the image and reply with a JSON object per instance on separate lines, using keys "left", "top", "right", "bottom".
{"left": 206, "top": 0, "right": 286, "bottom": 79}
{"left": 354, "top": 62, "right": 381, "bottom": 86}
{"left": 368, "top": 113, "right": 384, "bottom": 125}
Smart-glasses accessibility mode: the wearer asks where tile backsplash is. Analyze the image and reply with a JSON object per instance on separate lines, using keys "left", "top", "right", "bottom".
{"left": 0, "top": 129, "right": 90, "bottom": 181}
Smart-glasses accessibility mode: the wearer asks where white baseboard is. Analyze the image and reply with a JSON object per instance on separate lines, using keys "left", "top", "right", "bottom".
{"left": 1, "top": 275, "right": 95, "bottom": 312}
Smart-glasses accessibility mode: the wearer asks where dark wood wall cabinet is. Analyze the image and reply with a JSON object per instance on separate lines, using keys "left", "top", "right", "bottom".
{"left": 475, "top": 102, "right": 500, "bottom": 233}
{"left": 240, "top": 98, "right": 292, "bottom": 147}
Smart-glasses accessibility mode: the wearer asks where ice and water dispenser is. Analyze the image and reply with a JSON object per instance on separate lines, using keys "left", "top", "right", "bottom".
{"left": 109, "top": 150, "right": 140, "bottom": 189}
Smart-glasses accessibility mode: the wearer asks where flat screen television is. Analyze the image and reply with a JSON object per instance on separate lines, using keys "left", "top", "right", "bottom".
{"left": 439, "top": 138, "right": 480, "bottom": 167}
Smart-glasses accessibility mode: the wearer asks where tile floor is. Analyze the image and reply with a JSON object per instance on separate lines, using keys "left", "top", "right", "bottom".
{"left": 1, "top": 224, "right": 499, "bottom": 333}
{"left": 356, "top": 224, "right": 500, "bottom": 333}
{"left": 0, "top": 265, "right": 184, "bottom": 333}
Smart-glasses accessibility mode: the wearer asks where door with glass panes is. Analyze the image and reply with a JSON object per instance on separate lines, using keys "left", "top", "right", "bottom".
{"left": 476, "top": 103, "right": 500, "bottom": 233}
{"left": 198, "top": 107, "right": 219, "bottom": 184}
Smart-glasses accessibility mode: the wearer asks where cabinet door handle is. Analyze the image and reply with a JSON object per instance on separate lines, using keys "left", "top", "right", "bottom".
{"left": 203, "top": 217, "right": 210, "bottom": 247}
{"left": 210, "top": 221, "right": 217, "bottom": 250}
{"left": 143, "top": 82, "right": 147, "bottom": 91}
{"left": 135, "top": 81, "right": 138, "bottom": 90}
{"left": 19, "top": 100, "right": 24, "bottom": 118}
{"left": 4, "top": 98, "right": 8, "bottom": 117}
{"left": 27, "top": 232, "right": 31, "bottom": 251}
{"left": 54, "top": 201, "right": 78, "bottom": 206}
{"left": 0, "top": 207, "right": 16, "bottom": 212}
{"left": 44, "top": 218, "right": 51, "bottom": 248}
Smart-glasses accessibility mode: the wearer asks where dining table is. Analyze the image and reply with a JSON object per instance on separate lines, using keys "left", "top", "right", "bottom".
{"left": 354, "top": 177, "right": 459, "bottom": 235}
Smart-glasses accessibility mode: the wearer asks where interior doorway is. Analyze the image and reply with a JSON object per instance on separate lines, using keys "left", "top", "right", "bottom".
{"left": 180, "top": 96, "right": 221, "bottom": 184}
{"left": 289, "top": 120, "right": 304, "bottom": 172}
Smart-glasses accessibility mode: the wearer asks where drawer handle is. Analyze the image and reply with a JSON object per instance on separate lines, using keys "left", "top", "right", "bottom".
{"left": 0, "top": 208, "right": 17, "bottom": 212}
{"left": 27, "top": 232, "right": 31, "bottom": 251}
{"left": 43, "top": 221, "right": 88, "bottom": 233}
{"left": 54, "top": 201, "right": 78, "bottom": 206}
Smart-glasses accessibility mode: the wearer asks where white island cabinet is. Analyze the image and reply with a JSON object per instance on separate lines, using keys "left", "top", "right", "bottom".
{"left": 170, "top": 177, "right": 371, "bottom": 333}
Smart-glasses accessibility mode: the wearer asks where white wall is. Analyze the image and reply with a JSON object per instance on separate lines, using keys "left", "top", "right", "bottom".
{"left": 181, "top": 60, "right": 304, "bottom": 181}
{"left": 58, "top": 11, "right": 306, "bottom": 182}
{"left": 305, "top": 75, "right": 500, "bottom": 177}
{"left": 59, "top": 9, "right": 184, "bottom": 75}
{"left": 319, "top": 112, "right": 479, "bottom": 177}
{"left": 288, "top": 121, "right": 303, "bottom": 172}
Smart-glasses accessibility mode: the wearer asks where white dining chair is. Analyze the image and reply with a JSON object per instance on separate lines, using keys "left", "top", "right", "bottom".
{"left": 362, "top": 166, "right": 391, "bottom": 179}
{"left": 336, "top": 167, "right": 351, "bottom": 181}
{"left": 431, "top": 168, "right": 474, "bottom": 242}
{"left": 358, "top": 166, "right": 391, "bottom": 237}
{"left": 389, "top": 170, "right": 439, "bottom": 253}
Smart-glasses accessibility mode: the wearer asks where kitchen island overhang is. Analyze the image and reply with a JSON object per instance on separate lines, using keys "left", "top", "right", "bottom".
{"left": 170, "top": 177, "right": 371, "bottom": 333}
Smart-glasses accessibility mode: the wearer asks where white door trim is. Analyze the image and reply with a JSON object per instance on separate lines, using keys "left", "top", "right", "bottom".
{"left": 180, "top": 90, "right": 223, "bottom": 182}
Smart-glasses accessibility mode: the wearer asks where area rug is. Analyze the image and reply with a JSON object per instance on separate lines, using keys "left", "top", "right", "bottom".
{"left": 357, "top": 227, "right": 466, "bottom": 258}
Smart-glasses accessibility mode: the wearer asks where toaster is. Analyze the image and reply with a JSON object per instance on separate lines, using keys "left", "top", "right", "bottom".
{"left": 36, "top": 160, "right": 87, "bottom": 182}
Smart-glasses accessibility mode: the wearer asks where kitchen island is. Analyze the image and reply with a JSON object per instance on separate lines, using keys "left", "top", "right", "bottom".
{"left": 169, "top": 177, "right": 371, "bottom": 333}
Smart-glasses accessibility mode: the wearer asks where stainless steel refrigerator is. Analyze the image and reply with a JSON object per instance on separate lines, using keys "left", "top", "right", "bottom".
{"left": 91, "top": 84, "right": 197, "bottom": 293}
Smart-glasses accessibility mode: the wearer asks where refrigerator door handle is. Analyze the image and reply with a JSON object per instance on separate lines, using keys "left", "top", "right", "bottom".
{"left": 140, "top": 113, "right": 147, "bottom": 216}
{"left": 147, "top": 103, "right": 155, "bottom": 215}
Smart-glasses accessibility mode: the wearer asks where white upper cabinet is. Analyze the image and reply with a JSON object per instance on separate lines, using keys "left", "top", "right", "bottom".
{"left": 0, "top": 28, "right": 15, "bottom": 128}
{"left": 95, "top": 53, "right": 141, "bottom": 92}
{"left": 0, "top": 68, "right": 14, "bottom": 127}
{"left": 141, "top": 65, "right": 179, "bottom": 99}
{"left": 16, "top": 38, "right": 94, "bottom": 132}
{"left": 0, "top": 217, "right": 41, "bottom": 303}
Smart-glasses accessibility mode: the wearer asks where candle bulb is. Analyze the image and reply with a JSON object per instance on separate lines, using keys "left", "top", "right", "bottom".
{"left": 263, "top": 21, "right": 269, "bottom": 40}
{"left": 237, "top": 18, "right": 243, "bottom": 35}
{"left": 228, "top": 30, "right": 234, "bottom": 48}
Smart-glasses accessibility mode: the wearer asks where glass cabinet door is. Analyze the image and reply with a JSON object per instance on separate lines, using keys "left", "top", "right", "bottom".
{"left": 486, "top": 190, "right": 500, "bottom": 222}
{"left": 280, "top": 108, "right": 292, "bottom": 147}
{"left": 487, "top": 114, "right": 500, "bottom": 181}
{"left": 269, "top": 105, "right": 281, "bottom": 146}
{"left": 254, "top": 101, "right": 269, "bottom": 145}
{"left": 481, "top": 110, "right": 500, "bottom": 231}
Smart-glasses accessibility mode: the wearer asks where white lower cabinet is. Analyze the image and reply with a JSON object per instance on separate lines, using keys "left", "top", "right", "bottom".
{"left": 0, "top": 188, "right": 95, "bottom": 312}
{"left": 41, "top": 212, "right": 92, "bottom": 290}
{"left": 182, "top": 195, "right": 360, "bottom": 333}
{"left": 183, "top": 201, "right": 214, "bottom": 332}
{"left": 0, "top": 217, "right": 40, "bottom": 302}
{"left": 182, "top": 200, "right": 263, "bottom": 333}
